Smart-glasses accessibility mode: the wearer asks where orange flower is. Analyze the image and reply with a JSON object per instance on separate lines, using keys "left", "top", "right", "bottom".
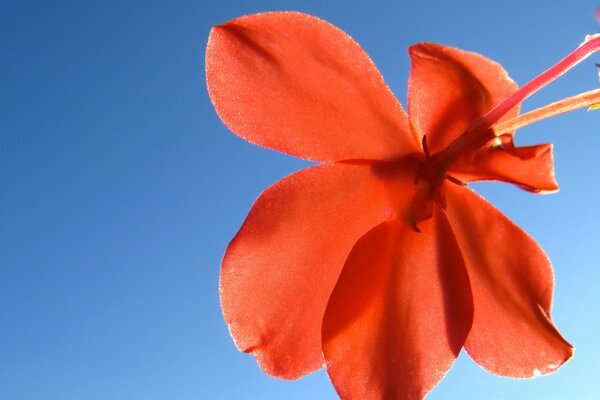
{"left": 206, "top": 12, "right": 600, "bottom": 400}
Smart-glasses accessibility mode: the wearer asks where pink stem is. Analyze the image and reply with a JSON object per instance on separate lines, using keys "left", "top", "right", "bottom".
{"left": 472, "top": 34, "right": 600, "bottom": 133}
{"left": 437, "top": 34, "right": 600, "bottom": 165}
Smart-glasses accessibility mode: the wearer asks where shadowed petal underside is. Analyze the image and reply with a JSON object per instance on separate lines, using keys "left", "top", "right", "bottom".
{"left": 322, "top": 210, "right": 473, "bottom": 400}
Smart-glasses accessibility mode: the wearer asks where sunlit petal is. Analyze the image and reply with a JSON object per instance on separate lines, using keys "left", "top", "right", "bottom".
{"left": 408, "top": 43, "right": 518, "bottom": 154}
{"left": 221, "top": 162, "right": 406, "bottom": 379}
{"left": 445, "top": 185, "right": 573, "bottom": 377}
{"left": 449, "top": 139, "right": 558, "bottom": 193}
{"left": 206, "top": 12, "right": 419, "bottom": 162}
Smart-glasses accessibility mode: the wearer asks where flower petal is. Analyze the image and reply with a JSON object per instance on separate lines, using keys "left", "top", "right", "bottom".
{"left": 322, "top": 210, "right": 473, "bottom": 400}
{"left": 206, "top": 12, "right": 419, "bottom": 162}
{"left": 221, "top": 162, "right": 405, "bottom": 379}
{"left": 449, "top": 138, "right": 558, "bottom": 193}
{"left": 408, "top": 43, "right": 518, "bottom": 155}
{"left": 445, "top": 185, "right": 573, "bottom": 377}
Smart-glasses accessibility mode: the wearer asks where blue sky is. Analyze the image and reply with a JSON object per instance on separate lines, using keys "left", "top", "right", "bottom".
{"left": 1, "top": 1, "right": 599, "bottom": 399}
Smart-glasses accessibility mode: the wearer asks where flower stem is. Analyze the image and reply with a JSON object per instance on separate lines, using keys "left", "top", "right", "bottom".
{"left": 437, "top": 34, "right": 600, "bottom": 165}
{"left": 472, "top": 34, "right": 600, "bottom": 134}
{"left": 492, "top": 88, "right": 600, "bottom": 134}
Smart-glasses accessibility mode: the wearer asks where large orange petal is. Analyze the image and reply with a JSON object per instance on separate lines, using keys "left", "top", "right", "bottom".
{"left": 408, "top": 43, "right": 518, "bottom": 155}
{"left": 449, "top": 139, "right": 558, "bottom": 193}
{"left": 445, "top": 185, "right": 573, "bottom": 377}
{"left": 322, "top": 210, "right": 473, "bottom": 400}
{"left": 206, "top": 12, "right": 419, "bottom": 162}
{"left": 221, "top": 162, "right": 410, "bottom": 379}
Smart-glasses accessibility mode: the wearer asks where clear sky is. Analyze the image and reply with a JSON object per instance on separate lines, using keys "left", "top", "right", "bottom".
{"left": 1, "top": 1, "right": 599, "bottom": 399}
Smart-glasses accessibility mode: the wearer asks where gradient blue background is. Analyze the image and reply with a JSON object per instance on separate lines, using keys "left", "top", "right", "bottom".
{"left": 1, "top": 1, "right": 599, "bottom": 399}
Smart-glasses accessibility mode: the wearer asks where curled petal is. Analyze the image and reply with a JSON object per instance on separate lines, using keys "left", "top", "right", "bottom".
{"left": 408, "top": 43, "right": 518, "bottom": 155}
{"left": 445, "top": 185, "right": 573, "bottom": 377}
{"left": 221, "top": 162, "right": 402, "bottom": 379}
{"left": 322, "top": 210, "right": 473, "bottom": 400}
{"left": 206, "top": 12, "right": 419, "bottom": 162}
{"left": 449, "top": 137, "right": 558, "bottom": 193}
